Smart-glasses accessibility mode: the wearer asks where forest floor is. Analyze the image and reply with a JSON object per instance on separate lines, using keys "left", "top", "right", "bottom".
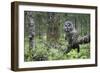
{"left": 24, "top": 37, "right": 90, "bottom": 62}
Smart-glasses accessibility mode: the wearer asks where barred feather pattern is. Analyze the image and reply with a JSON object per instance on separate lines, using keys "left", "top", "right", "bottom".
{"left": 64, "top": 21, "right": 90, "bottom": 53}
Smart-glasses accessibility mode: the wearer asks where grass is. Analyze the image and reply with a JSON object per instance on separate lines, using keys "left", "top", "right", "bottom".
{"left": 24, "top": 37, "right": 90, "bottom": 62}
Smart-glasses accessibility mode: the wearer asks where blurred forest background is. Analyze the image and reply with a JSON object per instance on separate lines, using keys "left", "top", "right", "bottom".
{"left": 24, "top": 11, "right": 90, "bottom": 61}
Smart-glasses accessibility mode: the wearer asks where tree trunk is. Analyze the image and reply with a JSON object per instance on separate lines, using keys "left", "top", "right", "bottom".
{"left": 27, "top": 12, "right": 35, "bottom": 49}
{"left": 47, "top": 13, "right": 60, "bottom": 44}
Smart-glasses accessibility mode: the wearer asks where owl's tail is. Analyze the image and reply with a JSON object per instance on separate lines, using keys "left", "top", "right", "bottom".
{"left": 78, "top": 34, "right": 90, "bottom": 44}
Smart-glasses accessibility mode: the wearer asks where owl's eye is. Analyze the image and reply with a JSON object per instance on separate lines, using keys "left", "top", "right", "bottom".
{"left": 67, "top": 23, "right": 71, "bottom": 27}
{"left": 65, "top": 24, "right": 67, "bottom": 27}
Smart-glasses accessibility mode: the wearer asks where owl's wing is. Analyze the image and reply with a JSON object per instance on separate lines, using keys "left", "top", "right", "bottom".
{"left": 71, "top": 30, "right": 79, "bottom": 44}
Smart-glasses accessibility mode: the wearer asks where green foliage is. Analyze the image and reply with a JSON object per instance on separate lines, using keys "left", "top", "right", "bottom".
{"left": 24, "top": 37, "right": 90, "bottom": 61}
{"left": 24, "top": 11, "right": 90, "bottom": 62}
{"left": 66, "top": 44, "right": 90, "bottom": 59}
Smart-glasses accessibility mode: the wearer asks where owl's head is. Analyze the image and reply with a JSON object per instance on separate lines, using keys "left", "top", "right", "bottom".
{"left": 64, "top": 21, "right": 74, "bottom": 32}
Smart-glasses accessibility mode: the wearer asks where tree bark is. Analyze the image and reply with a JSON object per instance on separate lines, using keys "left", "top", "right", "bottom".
{"left": 47, "top": 13, "right": 60, "bottom": 44}
{"left": 27, "top": 12, "right": 35, "bottom": 49}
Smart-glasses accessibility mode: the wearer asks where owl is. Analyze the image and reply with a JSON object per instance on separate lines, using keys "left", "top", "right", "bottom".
{"left": 64, "top": 21, "right": 90, "bottom": 53}
{"left": 64, "top": 21, "right": 80, "bottom": 53}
